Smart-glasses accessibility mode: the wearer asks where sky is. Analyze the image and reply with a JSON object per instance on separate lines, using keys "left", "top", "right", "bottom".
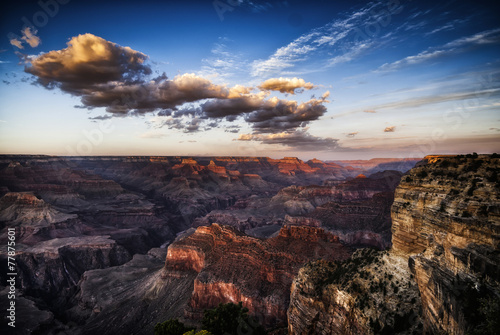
{"left": 0, "top": 0, "right": 499, "bottom": 160}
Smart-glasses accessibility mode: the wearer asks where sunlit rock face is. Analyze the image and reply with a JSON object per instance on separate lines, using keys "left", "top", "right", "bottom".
{"left": 391, "top": 154, "right": 500, "bottom": 334}
{"left": 164, "top": 223, "right": 351, "bottom": 327}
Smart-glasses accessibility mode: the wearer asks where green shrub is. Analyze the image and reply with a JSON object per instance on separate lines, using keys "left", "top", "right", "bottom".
{"left": 155, "top": 319, "right": 194, "bottom": 335}
{"left": 416, "top": 170, "right": 428, "bottom": 178}
{"left": 202, "top": 302, "right": 266, "bottom": 335}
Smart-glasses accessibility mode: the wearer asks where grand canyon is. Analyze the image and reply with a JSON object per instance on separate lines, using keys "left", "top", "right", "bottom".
{"left": 1, "top": 1, "right": 499, "bottom": 334}
{"left": 0, "top": 154, "right": 498, "bottom": 334}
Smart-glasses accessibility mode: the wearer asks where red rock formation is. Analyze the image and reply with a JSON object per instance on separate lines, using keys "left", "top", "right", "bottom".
{"left": 278, "top": 225, "right": 339, "bottom": 243}
{"left": 163, "top": 223, "right": 350, "bottom": 326}
{"left": 207, "top": 160, "right": 227, "bottom": 175}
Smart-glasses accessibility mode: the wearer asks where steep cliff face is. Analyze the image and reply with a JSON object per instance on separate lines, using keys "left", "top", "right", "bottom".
{"left": 287, "top": 154, "right": 499, "bottom": 335}
{"left": 288, "top": 249, "right": 422, "bottom": 335}
{"left": 164, "top": 223, "right": 351, "bottom": 327}
{"left": 10, "top": 236, "right": 131, "bottom": 312}
{"left": 65, "top": 249, "right": 198, "bottom": 335}
{"left": 391, "top": 154, "right": 500, "bottom": 335}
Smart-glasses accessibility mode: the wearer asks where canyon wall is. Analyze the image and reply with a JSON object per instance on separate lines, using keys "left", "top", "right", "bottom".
{"left": 287, "top": 248, "right": 422, "bottom": 334}
{"left": 391, "top": 154, "right": 500, "bottom": 334}
{"left": 287, "top": 154, "right": 499, "bottom": 335}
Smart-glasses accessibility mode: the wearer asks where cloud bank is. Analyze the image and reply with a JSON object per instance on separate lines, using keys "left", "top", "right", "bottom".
{"left": 24, "top": 34, "right": 333, "bottom": 150}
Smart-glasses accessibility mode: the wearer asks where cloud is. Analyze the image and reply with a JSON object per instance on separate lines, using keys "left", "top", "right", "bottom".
{"left": 246, "top": 94, "right": 329, "bottom": 133}
{"left": 363, "top": 110, "right": 377, "bottom": 113}
{"left": 225, "top": 125, "right": 241, "bottom": 133}
{"left": 139, "top": 131, "right": 168, "bottom": 139}
{"left": 258, "top": 77, "right": 315, "bottom": 94}
{"left": 88, "top": 115, "right": 113, "bottom": 121}
{"left": 237, "top": 129, "right": 339, "bottom": 151}
{"left": 21, "top": 27, "right": 41, "bottom": 48}
{"left": 10, "top": 38, "right": 23, "bottom": 49}
{"left": 328, "top": 41, "right": 373, "bottom": 67}
{"left": 365, "top": 88, "right": 500, "bottom": 111}
{"left": 377, "top": 28, "right": 500, "bottom": 72}
{"left": 249, "top": 1, "right": 408, "bottom": 77}
{"left": 199, "top": 39, "right": 246, "bottom": 81}
{"left": 426, "top": 18, "right": 471, "bottom": 36}
{"left": 154, "top": 116, "right": 203, "bottom": 133}
{"left": 9, "top": 27, "right": 41, "bottom": 49}
{"left": 384, "top": 126, "right": 396, "bottom": 132}
{"left": 25, "top": 33, "right": 328, "bottom": 135}
{"left": 24, "top": 34, "right": 238, "bottom": 114}
{"left": 160, "top": 90, "right": 330, "bottom": 134}
{"left": 26, "top": 34, "right": 151, "bottom": 93}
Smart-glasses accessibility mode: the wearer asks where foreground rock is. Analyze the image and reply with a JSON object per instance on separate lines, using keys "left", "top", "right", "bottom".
{"left": 391, "top": 154, "right": 500, "bottom": 334}
{"left": 288, "top": 249, "right": 422, "bottom": 334}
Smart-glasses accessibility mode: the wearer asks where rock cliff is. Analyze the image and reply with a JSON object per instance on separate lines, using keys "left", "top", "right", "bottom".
{"left": 391, "top": 154, "right": 500, "bottom": 334}
{"left": 288, "top": 248, "right": 422, "bottom": 334}
{"left": 287, "top": 154, "right": 499, "bottom": 335}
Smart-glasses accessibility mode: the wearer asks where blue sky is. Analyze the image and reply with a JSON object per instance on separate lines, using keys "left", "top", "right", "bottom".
{"left": 0, "top": 0, "right": 499, "bottom": 159}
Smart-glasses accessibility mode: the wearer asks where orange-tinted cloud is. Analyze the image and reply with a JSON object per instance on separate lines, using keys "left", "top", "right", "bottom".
{"left": 259, "top": 77, "right": 315, "bottom": 94}
{"left": 26, "top": 33, "right": 150, "bottom": 91}
{"left": 9, "top": 27, "right": 41, "bottom": 49}
{"left": 384, "top": 126, "right": 396, "bottom": 132}
{"left": 21, "top": 27, "right": 41, "bottom": 48}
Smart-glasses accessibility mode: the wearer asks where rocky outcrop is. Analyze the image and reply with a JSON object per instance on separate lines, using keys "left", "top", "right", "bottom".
{"left": 0, "top": 192, "right": 77, "bottom": 226}
{"left": 391, "top": 154, "right": 500, "bottom": 334}
{"left": 0, "top": 286, "right": 54, "bottom": 335}
{"left": 288, "top": 249, "right": 422, "bottom": 334}
{"left": 287, "top": 154, "right": 499, "bottom": 335}
{"left": 309, "top": 191, "right": 394, "bottom": 249}
{"left": 65, "top": 248, "right": 198, "bottom": 335}
{"left": 50, "top": 225, "right": 350, "bottom": 334}
{"left": 10, "top": 236, "right": 131, "bottom": 308}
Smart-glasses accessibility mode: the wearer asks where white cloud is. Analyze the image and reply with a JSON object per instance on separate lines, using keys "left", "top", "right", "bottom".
{"left": 250, "top": 2, "right": 389, "bottom": 77}
{"left": 377, "top": 28, "right": 500, "bottom": 72}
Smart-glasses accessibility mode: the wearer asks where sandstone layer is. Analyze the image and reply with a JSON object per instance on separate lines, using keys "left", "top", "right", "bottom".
{"left": 391, "top": 154, "right": 500, "bottom": 334}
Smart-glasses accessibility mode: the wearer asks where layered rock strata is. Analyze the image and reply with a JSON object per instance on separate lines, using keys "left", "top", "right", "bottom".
{"left": 391, "top": 154, "right": 500, "bottom": 334}
{"left": 165, "top": 223, "right": 351, "bottom": 327}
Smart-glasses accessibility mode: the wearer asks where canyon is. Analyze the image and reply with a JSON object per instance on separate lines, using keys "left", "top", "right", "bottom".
{"left": 1, "top": 154, "right": 498, "bottom": 334}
